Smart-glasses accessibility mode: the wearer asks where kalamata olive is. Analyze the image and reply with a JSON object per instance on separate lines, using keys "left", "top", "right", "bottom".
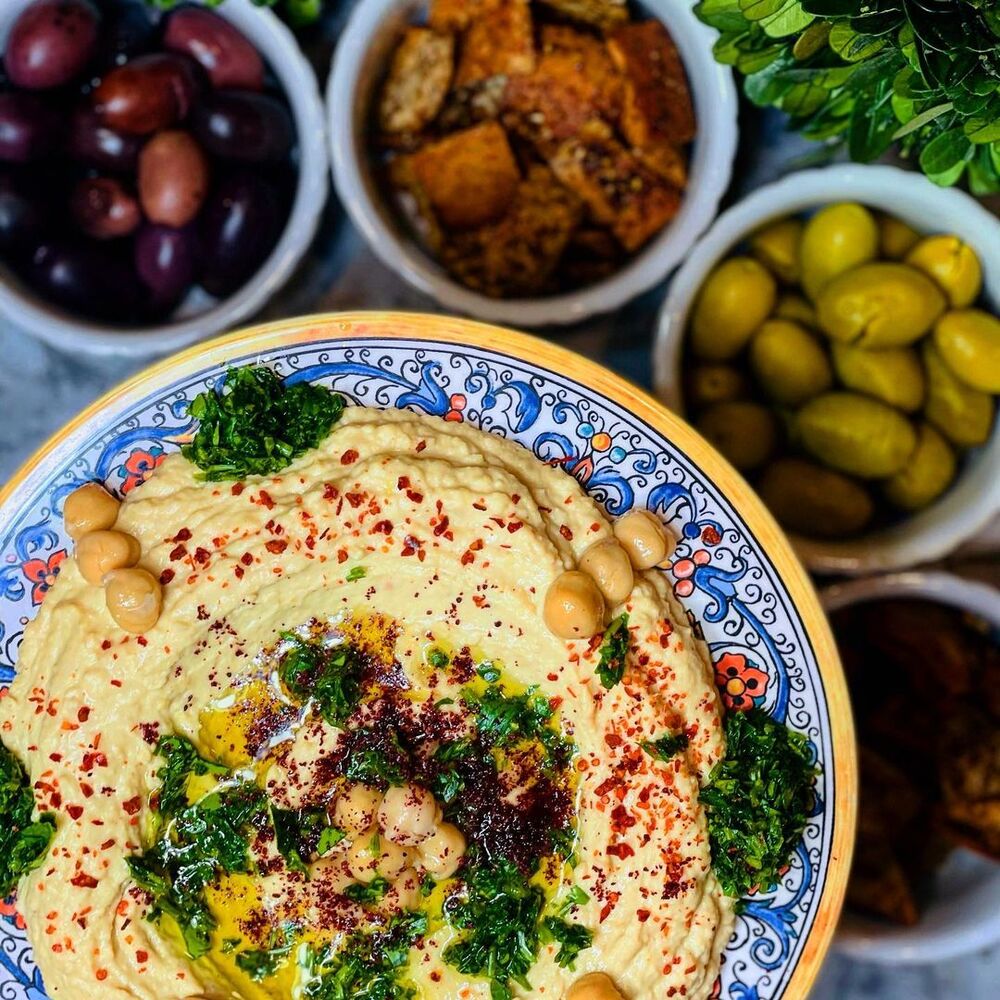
{"left": 138, "top": 130, "right": 209, "bottom": 227}
{"left": 67, "top": 106, "right": 142, "bottom": 171}
{"left": 92, "top": 52, "right": 199, "bottom": 134}
{"left": 6, "top": 0, "right": 100, "bottom": 90}
{"left": 94, "top": 0, "right": 156, "bottom": 69}
{"left": 70, "top": 176, "right": 140, "bottom": 238}
{"left": 134, "top": 222, "right": 198, "bottom": 309}
{"left": 193, "top": 91, "right": 293, "bottom": 164}
{"left": 0, "top": 92, "right": 60, "bottom": 162}
{"left": 200, "top": 171, "right": 282, "bottom": 296}
{"left": 164, "top": 7, "right": 264, "bottom": 91}
{"left": 0, "top": 171, "right": 50, "bottom": 253}
{"left": 29, "top": 240, "right": 139, "bottom": 321}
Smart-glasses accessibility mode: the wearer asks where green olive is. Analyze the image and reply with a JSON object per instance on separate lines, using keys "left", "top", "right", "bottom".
{"left": 933, "top": 309, "right": 1000, "bottom": 393}
{"left": 800, "top": 202, "right": 879, "bottom": 300}
{"left": 758, "top": 458, "right": 874, "bottom": 538}
{"left": 922, "top": 340, "right": 996, "bottom": 448}
{"left": 750, "top": 319, "right": 832, "bottom": 406}
{"left": 697, "top": 401, "right": 778, "bottom": 471}
{"left": 905, "top": 235, "right": 982, "bottom": 308}
{"left": 796, "top": 391, "right": 917, "bottom": 478}
{"left": 883, "top": 423, "right": 957, "bottom": 512}
{"left": 750, "top": 218, "right": 802, "bottom": 284}
{"left": 690, "top": 257, "right": 777, "bottom": 361}
{"left": 830, "top": 342, "right": 925, "bottom": 413}
{"left": 816, "top": 262, "right": 946, "bottom": 348}
{"left": 685, "top": 365, "right": 749, "bottom": 410}
{"left": 877, "top": 213, "right": 920, "bottom": 260}
{"left": 774, "top": 293, "right": 817, "bottom": 329}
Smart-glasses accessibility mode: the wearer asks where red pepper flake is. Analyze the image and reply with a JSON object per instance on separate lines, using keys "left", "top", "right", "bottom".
{"left": 337, "top": 548, "right": 349, "bottom": 564}
{"left": 323, "top": 483, "right": 339, "bottom": 501}
{"left": 340, "top": 449, "right": 359, "bottom": 465}
{"left": 168, "top": 544, "right": 187, "bottom": 561}
{"left": 110, "top": 679, "right": 122, "bottom": 688}
{"left": 433, "top": 515, "right": 450, "bottom": 537}
{"left": 396, "top": 476, "right": 411, "bottom": 490}
{"left": 81, "top": 783, "right": 94, "bottom": 798}
{"left": 506, "top": 521, "right": 523, "bottom": 533}
{"left": 240, "top": 552, "right": 254, "bottom": 566}
{"left": 605, "top": 733, "right": 623, "bottom": 748}
{"left": 172, "top": 528, "right": 192, "bottom": 543}
{"left": 136, "top": 637, "right": 148, "bottom": 647}
{"left": 559, "top": 524, "right": 574, "bottom": 541}
{"left": 637, "top": 908, "right": 651, "bottom": 922}
{"left": 231, "top": 482, "right": 245, "bottom": 496}
{"left": 606, "top": 842, "right": 635, "bottom": 860}
{"left": 372, "top": 519, "right": 393, "bottom": 535}
{"left": 136, "top": 950, "right": 148, "bottom": 964}
{"left": 234, "top": 566, "right": 245, "bottom": 579}
{"left": 265, "top": 539, "right": 288, "bottom": 555}
{"left": 415, "top": 440, "right": 427, "bottom": 452}
{"left": 258, "top": 490, "right": 275, "bottom": 510}
{"left": 77, "top": 706, "right": 90, "bottom": 723}
{"left": 193, "top": 547, "right": 211, "bottom": 565}
{"left": 71, "top": 873, "right": 98, "bottom": 889}
{"left": 100, "top": 640, "right": 111, "bottom": 651}
{"left": 122, "top": 797, "right": 142, "bottom": 816}
{"left": 406, "top": 489, "right": 424, "bottom": 503}
{"left": 345, "top": 492, "right": 364, "bottom": 509}
{"left": 67, "top": 805, "right": 84, "bottom": 821}
{"left": 95, "top": 969, "right": 108, "bottom": 981}
{"left": 159, "top": 568, "right": 175, "bottom": 586}
{"left": 49, "top": 752, "right": 62, "bottom": 763}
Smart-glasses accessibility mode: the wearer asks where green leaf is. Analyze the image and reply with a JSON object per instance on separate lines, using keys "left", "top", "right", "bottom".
{"left": 539, "top": 916, "right": 593, "bottom": 969}
{"left": 847, "top": 87, "right": 899, "bottom": 161}
{"left": 762, "top": 2, "right": 815, "bottom": 39}
{"left": 595, "top": 614, "right": 630, "bottom": 689}
{"left": 344, "top": 876, "right": 391, "bottom": 905}
{"left": 919, "top": 127, "right": 974, "bottom": 174}
{"left": 829, "top": 22, "right": 885, "bottom": 62}
{"left": 346, "top": 566, "right": 367, "bottom": 582}
{"left": 641, "top": 732, "right": 690, "bottom": 763}
{"left": 965, "top": 112, "right": 1000, "bottom": 144}
{"left": 278, "top": 632, "right": 365, "bottom": 727}
{"left": 740, "top": 0, "right": 787, "bottom": 21}
{"left": 694, "top": 0, "right": 750, "bottom": 33}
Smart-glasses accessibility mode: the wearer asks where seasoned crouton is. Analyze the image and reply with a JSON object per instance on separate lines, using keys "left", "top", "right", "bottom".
{"left": 441, "top": 165, "right": 582, "bottom": 297}
{"left": 537, "top": 0, "right": 628, "bottom": 31}
{"left": 429, "top": 0, "right": 503, "bottom": 32}
{"left": 437, "top": 76, "right": 508, "bottom": 133}
{"left": 379, "top": 28, "right": 455, "bottom": 135}
{"left": 607, "top": 20, "right": 696, "bottom": 147}
{"left": 455, "top": 0, "right": 535, "bottom": 88}
{"left": 638, "top": 142, "right": 688, "bottom": 190}
{"left": 394, "top": 122, "right": 520, "bottom": 231}
{"left": 549, "top": 134, "right": 681, "bottom": 251}
{"left": 538, "top": 25, "right": 623, "bottom": 121}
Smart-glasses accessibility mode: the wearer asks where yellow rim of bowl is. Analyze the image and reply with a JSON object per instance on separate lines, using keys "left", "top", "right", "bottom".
{"left": 0, "top": 311, "right": 856, "bottom": 998}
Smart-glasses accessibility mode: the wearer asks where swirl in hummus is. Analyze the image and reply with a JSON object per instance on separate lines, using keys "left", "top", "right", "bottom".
{"left": 1, "top": 403, "right": 735, "bottom": 999}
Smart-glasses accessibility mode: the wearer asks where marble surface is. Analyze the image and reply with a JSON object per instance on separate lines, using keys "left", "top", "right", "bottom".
{"left": 1, "top": 3, "right": 998, "bottom": 996}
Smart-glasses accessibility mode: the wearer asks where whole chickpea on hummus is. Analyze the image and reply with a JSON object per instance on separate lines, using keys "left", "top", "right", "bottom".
{"left": 0, "top": 366, "right": 741, "bottom": 1000}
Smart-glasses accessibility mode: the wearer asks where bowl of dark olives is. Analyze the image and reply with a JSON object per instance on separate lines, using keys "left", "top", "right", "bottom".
{"left": 0, "top": 0, "right": 327, "bottom": 356}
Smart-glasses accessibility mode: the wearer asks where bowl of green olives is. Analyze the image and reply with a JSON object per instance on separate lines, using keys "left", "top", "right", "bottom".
{"left": 654, "top": 164, "right": 1000, "bottom": 574}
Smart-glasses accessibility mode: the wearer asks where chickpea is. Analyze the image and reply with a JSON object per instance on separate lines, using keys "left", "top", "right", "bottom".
{"left": 612, "top": 510, "right": 675, "bottom": 571}
{"left": 419, "top": 822, "right": 466, "bottom": 878}
{"left": 376, "top": 840, "right": 415, "bottom": 880}
{"left": 64, "top": 482, "right": 120, "bottom": 540}
{"left": 346, "top": 834, "right": 381, "bottom": 884}
{"left": 578, "top": 539, "right": 634, "bottom": 607}
{"left": 104, "top": 568, "right": 162, "bottom": 634}
{"left": 378, "top": 783, "right": 440, "bottom": 846}
{"left": 566, "top": 973, "right": 626, "bottom": 1000}
{"left": 75, "top": 530, "right": 141, "bottom": 585}
{"left": 332, "top": 784, "right": 383, "bottom": 834}
{"left": 389, "top": 867, "right": 423, "bottom": 911}
{"left": 543, "top": 570, "right": 605, "bottom": 640}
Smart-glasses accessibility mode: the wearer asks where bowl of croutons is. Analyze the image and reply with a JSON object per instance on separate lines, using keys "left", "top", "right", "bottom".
{"left": 328, "top": 0, "right": 738, "bottom": 326}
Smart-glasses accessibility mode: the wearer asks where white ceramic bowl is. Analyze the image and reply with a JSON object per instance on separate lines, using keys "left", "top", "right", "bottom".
{"left": 654, "top": 164, "right": 1000, "bottom": 575}
{"left": 821, "top": 571, "right": 1000, "bottom": 965}
{"left": 328, "top": 0, "right": 738, "bottom": 327}
{"left": 0, "top": 0, "right": 328, "bottom": 358}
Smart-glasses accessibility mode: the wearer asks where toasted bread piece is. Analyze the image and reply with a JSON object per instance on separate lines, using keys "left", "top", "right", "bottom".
{"left": 437, "top": 76, "right": 508, "bottom": 132}
{"left": 379, "top": 28, "right": 455, "bottom": 135}
{"left": 537, "top": 0, "right": 628, "bottom": 31}
{"left": 539, "top": 25, "right": 623, "bottom": 121}
{"left": 429, "top": 0, "right": 504, "bottom": 32}
{"left": 442, "top": 165, "right": 582, "bottom": 297}
{"left": 549, "top": 134, "right": 681, "bottom": 251}
{"left": 455, "top": 0, "right": 536, "bottom": 88}
{"left": 394, "top": 122, "right": 520, "bottom": 231}
{"left": 638, "top": 142, "right": 688, "bottom": 190}
{"left": 607, "top": 20, "right": 696, "bottom": 148}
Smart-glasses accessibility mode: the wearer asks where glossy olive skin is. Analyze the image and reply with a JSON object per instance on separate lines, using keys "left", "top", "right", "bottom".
{"left": 193, "top": 91, "right": 293, "bottom": 164}
{"left": 164, "top": 7, "right": 264, "bottom": 91}
{"left": 93, "top": 52, "right": 200, "bottom": 135}
{"left": 138, "top": 130, "right": 209, "bottom": 227}
{"left": 933, "top": 309, "right": 1000, "bottom": 393}
{"left": 750, "top": 318, "right": 832, "bottom": 407}
{"left": 6, "top": 0, "right": 99, "bottom": 90}
{"left": 689, "top": 257, "right": 776, "bottom": 361}
{"left": 199, "top": 171, "right": 281, "bottom": 296}
{"left": 800, "top": 202, "right": 878, "bottom": 300}
{"left": 882, "top": 422, "right": 957, "bottom": 513}
{"left": 70, "top": 176, "right": 140, "bottom": 239}
{"left": 67, "top": 105, "right": 143, "bottom": 171}
{"left": 0, "top": 172, "right": 50, "bottom": 253}
{"left": 0, "top": 92, "right": 60, "bottom": 162}
{"left": 30, "top": 240, "right": 139, "bottom": 321}
{"left": 697, "top": 401, "right": 778, "bottom": 471}
{"left": 134, "top": 222, "right": 198, "bottom": 308}
{"left": 94, "top": 0, "right": 155, "bottom": 70}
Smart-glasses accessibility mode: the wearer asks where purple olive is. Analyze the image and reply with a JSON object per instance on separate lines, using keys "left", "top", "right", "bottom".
{"left": 0, "top": 92, "right": 60, "bottom": 162}
{"left": 163, "top": 7, "right": 264, "bottom": 91}
{"left": 193, "top": 91, "right": 293, "bottom": 164}
{"left": 67, "top": 105, "right": 142, "bottom": 171}
{"left": 6, "top": 0, "right": 100, "bottom": 90}
{"left": 134, "top": 222, "right": 198, "bottom": 309}
{"left": 70, "top": 176, "right": 140, "bottom": 239}
{"left": 94, "top": 0, "right": 156, "bottom": 69}
{"left": 200, "top": 171, "right": 282, "bottom": 297}
{"left": 29, "top": 239, "right": 139, "bottom": 321}
{"left": 0, "top": 171, "right": 50, "bottom": 253}
{"left": 93, "top": 52, "right": 200, "bottom": 135}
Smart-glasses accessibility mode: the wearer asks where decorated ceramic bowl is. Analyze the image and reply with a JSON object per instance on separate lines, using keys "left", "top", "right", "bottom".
{"left": 0, "top": 314, "right": 853, "bottom": 999}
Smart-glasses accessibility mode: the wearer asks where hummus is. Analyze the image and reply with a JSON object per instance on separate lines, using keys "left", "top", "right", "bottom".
{"left": 1, "top": 406, "right": 733, "bottom": 999}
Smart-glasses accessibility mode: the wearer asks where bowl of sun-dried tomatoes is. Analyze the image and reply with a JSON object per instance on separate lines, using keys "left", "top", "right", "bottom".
{"left": 328, "top": 0, "right": 738, "bottom": 327}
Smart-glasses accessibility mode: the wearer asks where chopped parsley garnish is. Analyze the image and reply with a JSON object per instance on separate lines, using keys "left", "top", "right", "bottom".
{"left": 427, "top": 647, "right": 449, "bottom": 669}
{"left": 346, "top": 566, "right": 367, "bottom": 582}
{"left": 701, "top": 708, "right": 818, "bottom": 899}
{"left": 272, "top": 805, "right": 335, "bottom": 874}
{"left": 431, "top": 739, "right": 473, "bottom": 804}
{"left": 462, "top": 684, "right": 569, "bottom": 765}
{"left": 641, "top": 731, "right": 690, "bottom": 763}
{"left": 183, "top": 365, "right": 346, "bottom": 482}
{"left": 344, "top": 876, "right": 391, "bottom": 905}
{"left": 278, "top": 632, "right": 365, "bottom": 727}
{"left": 154, "top": 734, "right": 227, "bottom": 817}
{"left": 236, "top": 938, "right": 295, "bottom": 982}
{"left": 476, "top": 661, "right": 501, "bottom": 682}
{"left": 557, "top": 885, "right": 589, "bottom": 916}
{"left": 595, "top": 613, "right": 630, "bottom": 689}
{"left": 317, "top": 826, "right": 347, "bottom": 856}
{"left": 342, "top": 729, "right": 408, "bottom": 787}
{"left": 540, "top": 916, "right": 593, "bottom": 969}
{"left": 0, "top": 741, "right": 56, "bottom": 897}
{"left": 442, "top": 858, "right": 545, "bottom": 1000}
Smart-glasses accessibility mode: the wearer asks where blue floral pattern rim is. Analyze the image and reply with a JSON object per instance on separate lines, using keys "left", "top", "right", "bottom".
{"left": 0, "top": 323, "right": 848, "bottom": 1000}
